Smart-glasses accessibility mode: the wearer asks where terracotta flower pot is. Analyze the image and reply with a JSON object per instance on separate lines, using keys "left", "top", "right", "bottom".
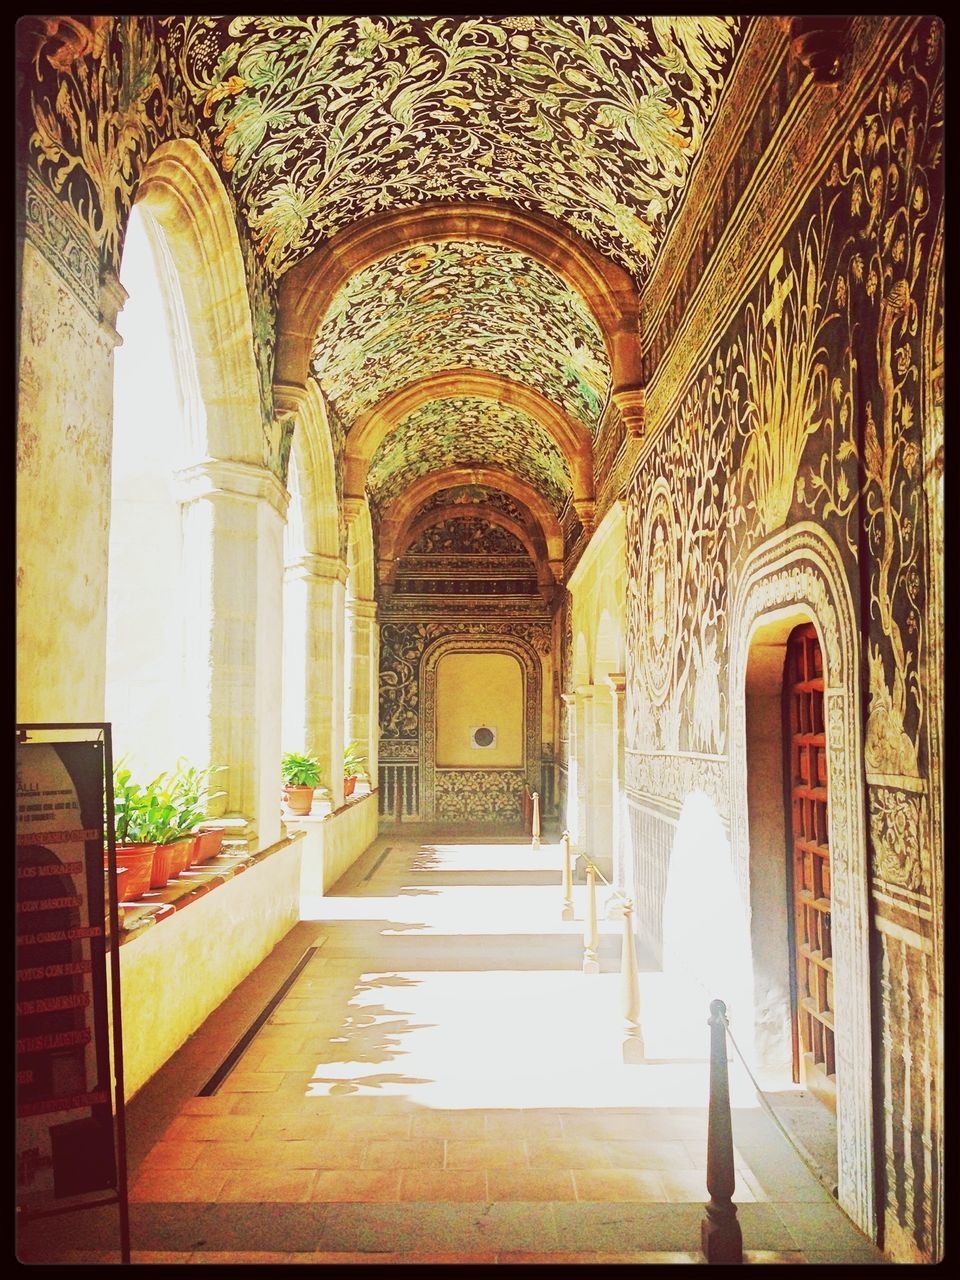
{"left": 112, "top": 845, "right": 155, "bottom": 900}
{"left": 163, "top": 836, "right": 198, "bottom": 879}
{"left": 149, "top": 842, "right": 176, "bottom": 889}
{"left": 195, "top": 827, "right": 225, "bottom": 862}
{"left": 283, "top": 784, "right": 314, "bottom": 816}
{"left": 344, "top": 775, "right": 357, "bottom": 798}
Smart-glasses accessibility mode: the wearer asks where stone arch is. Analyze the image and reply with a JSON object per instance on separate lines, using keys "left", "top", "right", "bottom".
{"left": 345, "top": 369, "right": 593, "bottom": 505}
{"left": 389, "top": 506, "right": 554, "bottom": 600}
{"left": 420, "top": 632, "right": 543, "bottom": 822}
{"left": 378, "top": 466, "right": 565, "bottom": 573}
{"left": 276, "top": 201, "right": 645, "bottom": 432}
{"left": 134, "top": 138, "right": 263, "bottom": 464}
{"left": 730, "top": 521, "right": 874, "bottom": 1241}
{"left": 346, "top": 498, "right": 375, "bottom": 602}
{"left": 285, "top": 379, "right": 340, "bottom": 561}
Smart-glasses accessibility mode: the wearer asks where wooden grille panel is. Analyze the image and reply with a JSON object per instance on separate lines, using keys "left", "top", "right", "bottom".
{"left": 785, "top": 623, "right": 836, "bottom": 1108}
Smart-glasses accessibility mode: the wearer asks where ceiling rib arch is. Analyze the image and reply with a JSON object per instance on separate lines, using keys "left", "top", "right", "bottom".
{"left": 344, "top": 369, "right": 593, "bottom": 506}
{"left": 275, "top": 201, "right": 645, "bottom": 433}
{"left": 377, "top": 466, "right": 565, "bottom": 583}
{"left": 385, "top": 505, "right": 556, "bottom": 602}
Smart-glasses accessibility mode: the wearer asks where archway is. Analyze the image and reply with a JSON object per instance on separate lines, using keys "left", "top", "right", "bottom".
{"left": 730, "top": 522, "right": 874, "bottom": 1240}
{"left": 107, "top": 138, "right": 282, "bottom": 847}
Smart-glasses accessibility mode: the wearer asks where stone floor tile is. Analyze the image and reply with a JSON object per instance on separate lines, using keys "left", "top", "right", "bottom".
{"left": 411, "top": 1110, "right": 487, "bottom": 1138}
{"left": 486, "top": 1169, "right": 577, "bottom": 1201}
{"left": 497, "top": 1251, "right": 598, "bottom": 1263}
{"left": 526, "top": 1139, "right": 612, "bottom": 1169}
{"left": 163, "top": 1114, "right": 260, "bottom": 1142}
{"left": 771, "top": 1202, "right": 879, "bottom": 1250}
{"left": 362, "top": 1137, "right": 445, "bottom": 1169}
{"left": 397, "top": 1251, "right": 499, "bottom": 1264}
{"left": 327, "top": 1112, "right": 413, "bottom": 1139}
{"left": 138, "top": 1140, "right": 204, "bottom": 1170}
{"left": 659, "top": 1168, "right": 761, "bottom": 1204}
{"left": 249, "top": 1115, "right": 334, "bottom": 1140}
{"left": 602, "top": 1139, "right": 696, "bottom": 1170}
{"left": 177, "top": 1095, "right": 243, "bottom": 1115}
{"left": 743, "top": 1250, "right": 807, "bottom": 1263}
{"left": 595, "top": 1251, "right": 705, "bottom": 1264}
{"left": 573, "top": 1169, "right": 668, "bottom": 1202}
{"left": 312, "top": 1170, "right": 401, "bottom": 1202}
{"left": 218, "top": 1168, "right": 317, "bottom": 1202}
{"left": 802, "top": 1249, "right": 889, "bottom": 1265}
{"left": 446, "top": 1138, "right": 528, "bottom": 1169}
{"left": 398, "top": 1169, "right": 487, "bottom": 1201}
{"left": 485, "top": 1111, "right": 565, "bottom": 1139}
{"left": 130, "top": 1167, "right": 229, "bottom": 1202}
{"left": 216, "top": 1070, "right": 288, "bottom": 1093}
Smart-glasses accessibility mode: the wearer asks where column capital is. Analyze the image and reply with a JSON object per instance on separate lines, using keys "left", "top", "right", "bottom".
{"left": 575, "top": 684, "right": 595, "bottom": 701}
{"left": 560, "top": 692, "right": 578, "bottom": 708}
{"left": 346, "top": 597, "right": 378, "bottom": 622}
{"left": 273, "top": 379, "right": 308, "bottom": 419}
{"left": 606, "top": 672, "right": 627, "bottom": 696}
{"left": 284, "top": 551, "right": 349, "bottom": 584}
{"left": 613, "top": 386, "right": 646, "bottom": 439}
{"left": 175, "top": 458, "right": 290, "bottom": 521}
{"left": 342, "top": 495, "right": 367, "bottom": 526}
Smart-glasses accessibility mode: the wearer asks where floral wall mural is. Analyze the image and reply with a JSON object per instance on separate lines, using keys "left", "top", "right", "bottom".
{"left": 366, "top": 396, "right": 573, "bottom": 516}
{"left": 625, "top": 19, "right": 942, "bottom": 1260}
{"left": 173, "top": 15, "right": 743, "bottom": 277}
{"left": 312, "top": 241, "right": 610, "bottom": 430}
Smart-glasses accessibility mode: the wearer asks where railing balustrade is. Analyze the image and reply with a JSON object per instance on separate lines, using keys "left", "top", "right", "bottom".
{"left": 378, "top": 763, "right": 419, "bottom": 819}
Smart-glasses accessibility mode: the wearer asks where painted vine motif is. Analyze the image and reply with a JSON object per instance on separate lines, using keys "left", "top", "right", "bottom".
{"left": 626, "top": 365, "right": 730, "bottom": 756}
{"left": 366, "top": 397, "right": 573, "bottom": 516}
{"left": 312, "top": 241, "right": 609, "bottom": 430}
{"left": 407, "top": 518, "right": 527, "bottom": 556}
{"left": 174, "top": 15, "right": 742, "bottom": 277}
{"left": 18, "top": 16, "right": 279, "bottom": 437}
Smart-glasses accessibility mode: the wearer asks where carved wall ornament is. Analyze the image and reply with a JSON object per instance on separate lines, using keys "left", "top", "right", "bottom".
{"left": 869, "top": 784, "right": 927, "bottom": 893}
{"left": 638, "top": 479, "right": 679, "bottom": 705}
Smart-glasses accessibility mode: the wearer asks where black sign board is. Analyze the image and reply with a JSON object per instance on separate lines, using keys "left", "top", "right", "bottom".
{"left": 15, "top": 728, "right": 129, "bottom": 1261}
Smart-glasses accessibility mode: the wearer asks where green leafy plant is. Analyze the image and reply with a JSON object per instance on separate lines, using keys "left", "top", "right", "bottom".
{"left": 281, "top": 751, "right": 323, "bottom": 788}
{"left": 111, "top": 758, "right": 227, "bottom": 845}
{"left": 343, "top": 742, "right": 366, "bottom": 778}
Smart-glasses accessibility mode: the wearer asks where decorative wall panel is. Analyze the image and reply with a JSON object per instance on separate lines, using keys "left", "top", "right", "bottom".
{"left": 435, "top": 770, "right": 525, "bottom": 823}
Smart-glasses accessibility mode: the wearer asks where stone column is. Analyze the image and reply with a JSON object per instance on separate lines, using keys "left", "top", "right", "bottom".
{"left": 608, "top": 673, "right": 627, "bottom": 892}
{"left": 176, "top": 459, "right": 289, "bottom": 851}
{"left": 575, "top": 685, "right": 595, "bottom": 857}
{"left": 283, "top": 552, "right": 348, "bottom": 810}
{"left": 346, "top": 597, "right": 378, "bottom": 790}
{"left": 17, "top": 171, "right": 126, "bottom": 722}
{"left": 561, "top": 693, "right": 579, "bottom": 849}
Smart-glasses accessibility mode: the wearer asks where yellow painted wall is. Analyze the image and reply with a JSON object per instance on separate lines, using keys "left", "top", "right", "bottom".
{"left": 436, "top": 651, "right": 523, "bottom": 766}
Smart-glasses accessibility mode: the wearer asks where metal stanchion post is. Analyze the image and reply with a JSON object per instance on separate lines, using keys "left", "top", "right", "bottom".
{"left": 701, "top": 999, "right": 743, "bottom": 1263}
{"left": 531, "top": 791, "right": 540, "bottom": 848}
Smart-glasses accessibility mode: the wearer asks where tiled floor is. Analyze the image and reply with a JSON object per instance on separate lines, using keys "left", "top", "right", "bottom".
{"left": 17, "top": 832, "right": 886, "bottom": 1265}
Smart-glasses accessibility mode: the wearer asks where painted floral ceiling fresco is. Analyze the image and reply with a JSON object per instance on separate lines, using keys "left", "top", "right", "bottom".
{"left": 417, "top": 485, "right": 532, "bottom": 528}
{"left": 366, "top": 397, "right": 573, "bottom": 516}
{"left": 174, "top": 15, "right": 744, "bottom": 277}
{"left": 312, "top": 241, "right": 610, "bottom": 430}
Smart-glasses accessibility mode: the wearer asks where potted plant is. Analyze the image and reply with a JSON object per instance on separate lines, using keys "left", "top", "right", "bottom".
{"left": 343, "top": 742, "right": 366, "bottom": 798}
{"left": 281, "top": 751, "right": 323, "bottom": 816}
{"left": 168, "top": 760, "right": 227, "bottom": 865}
{"left": 108, "top": 763, "right": 157, "bottom": 900}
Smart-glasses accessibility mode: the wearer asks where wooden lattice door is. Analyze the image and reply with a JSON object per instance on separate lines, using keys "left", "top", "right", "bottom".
{"left": 785, "top": 622, "right": 836, "bottom": 1110}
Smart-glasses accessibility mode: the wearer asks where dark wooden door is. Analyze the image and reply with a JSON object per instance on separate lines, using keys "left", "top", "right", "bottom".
{"left": 785, "top": 623, "right": 836, "bottom": 1110}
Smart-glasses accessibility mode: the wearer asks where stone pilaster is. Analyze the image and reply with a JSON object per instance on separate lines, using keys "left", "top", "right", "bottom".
{"left": 575, "top": 685, "right": 595, "bottom": 857}
{"left": 283, "top": 551, "right": 349, "bottom": 809}
{"left": 176, "top": 459, "right": 290, "bottom": 851}
{"left": 561, "top": 692, "right": 579, "bottom": 848}
{"left": 607, "top": 673, "right": 627, "bottom": 892}
{"left": 346, "top": 597, "right": 378, "bottom": 788}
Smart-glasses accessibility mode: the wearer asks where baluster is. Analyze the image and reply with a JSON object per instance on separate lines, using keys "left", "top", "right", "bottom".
{"left": 583, "top": 863, "right": 599, "bottom": 973}
{"left": 701, "top": 999, "right": 743, "bottom": 1263}
{"left": 561, "top": 830, "right": 574, "bottom": 921}
{"left": 531, "top": 791, "right": 541, "bottom": 848}
{"left": 395, "top": 770, "right": 403, "bottom": 825}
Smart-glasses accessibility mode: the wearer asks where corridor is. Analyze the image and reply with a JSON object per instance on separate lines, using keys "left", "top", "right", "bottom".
{"left": 20, "top": 832, "right": 883, "bottom": 1265}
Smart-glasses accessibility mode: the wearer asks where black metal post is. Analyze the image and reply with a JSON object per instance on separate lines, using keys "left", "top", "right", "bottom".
{"left": 701, "top": 998, "right": 743, "bottom": 1263}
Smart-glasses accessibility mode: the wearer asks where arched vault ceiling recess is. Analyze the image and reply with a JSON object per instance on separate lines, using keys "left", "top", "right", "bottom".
{"left": 177, "top": 15, "right": 745, "bottom": 278}
{"left": 311, "top": 241, "right": 611, "bottom": 432}
{"left": 366, "top": 397, "right": 573, "bottom": 518}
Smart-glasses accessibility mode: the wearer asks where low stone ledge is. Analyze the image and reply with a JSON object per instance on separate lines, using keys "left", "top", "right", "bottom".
{"left": 110, "top": 832, "right": 304, "bottom": 946}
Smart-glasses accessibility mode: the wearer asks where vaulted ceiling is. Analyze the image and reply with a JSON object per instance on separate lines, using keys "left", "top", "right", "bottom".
{"left": 28, "top": 15, "right": 749, "bottom": 588}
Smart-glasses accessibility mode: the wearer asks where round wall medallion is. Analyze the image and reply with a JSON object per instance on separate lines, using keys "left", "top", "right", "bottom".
{"left": 472, "top": 726, "right": 495, "bottom": 748}
{"left": 638, "top": 478, "right": 678, "bottom": 704}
